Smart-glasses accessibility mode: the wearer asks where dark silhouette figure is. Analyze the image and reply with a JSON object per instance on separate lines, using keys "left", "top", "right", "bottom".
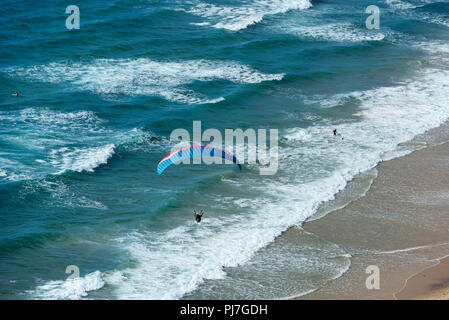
{"left": 193, "top": 210, "right": 204, "bottom": 223}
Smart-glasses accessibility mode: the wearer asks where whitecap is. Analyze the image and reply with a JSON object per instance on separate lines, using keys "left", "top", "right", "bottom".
{"left": 51, "top": 144, "right": 115, "bottom": 174}
{"left": 284, "top": 23, "right": 387, "bottom": 42}
{"left": 8, "top": 59, "right": 284, "bottom": 104}
{"left": 186, "top": 0, "right": 312, "bottom": 31}
{"left": 32, "top": 271, "right": 105, "bottom": 300}
{"left": 386, "top": 0, "right": 418, "bottom": 10}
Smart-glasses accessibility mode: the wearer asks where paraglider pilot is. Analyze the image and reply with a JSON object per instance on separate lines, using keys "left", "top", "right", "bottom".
{"left": 194, "top": 210, "right": 204, "bottom": 223}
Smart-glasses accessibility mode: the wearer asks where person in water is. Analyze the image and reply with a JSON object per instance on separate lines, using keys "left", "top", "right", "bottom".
{"left": 13, "top": 91, "right": 19, "bottom": 97}
{"left": 193, "top": 210, "right": 203, "bottom": 223}
{"left": 333, "top": 129, "right": 343, "bottom": 140}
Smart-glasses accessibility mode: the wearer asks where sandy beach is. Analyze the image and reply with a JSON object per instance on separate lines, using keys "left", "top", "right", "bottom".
{"left": 398, "top": 255, "right": 449, "bottom": 300}
{"left": 296, "top": 124, "right": 449, "bottom": 300}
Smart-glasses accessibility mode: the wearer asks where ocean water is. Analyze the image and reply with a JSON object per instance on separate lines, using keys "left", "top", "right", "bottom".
{"left": 0, "top": 0, "right": 448, "bottom": 299}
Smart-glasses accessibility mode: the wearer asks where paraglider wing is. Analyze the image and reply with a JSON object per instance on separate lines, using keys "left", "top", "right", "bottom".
{"left": 157, "top": 145, "right": 242, "bottom": 175}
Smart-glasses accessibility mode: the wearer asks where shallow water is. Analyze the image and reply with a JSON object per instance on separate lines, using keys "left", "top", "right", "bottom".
{"left": 0, "top": 0, "right": 448, "bottom": 299}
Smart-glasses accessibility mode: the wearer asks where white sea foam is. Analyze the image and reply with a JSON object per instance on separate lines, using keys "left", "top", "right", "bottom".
{"left": 32, "top": 271, "right": 105, "bottom": 300}
{"left": 9, "top": 59, "right": 284, "bottom": 104}
{"left": 421, "top": 13, "right": 449, "bottom": 29}
{"left": 283, "top": 128, "right": 312, "bottom": 141}
{"left": 0, "top": 108, "right": 112, "bottom": 182}
{"left": 386, "top": 0, "right": 418, "bottom": 10}
{"left": 31, "top": 269, "right": 131, "bottom": 299}
{"left": 103, "top": 271, "right": 127, "bottom": 285}
{"left": 190, "top": 22, "right": 211, "bottom": 26}
{"left": 51, "top": 144, "right": 115, "bottom": 174}
{"left": 284, "top": 23, "right": 387, "bottom": 42}
{"left": 186, "top": 0, "right": 312, "bottom": 31}
{"left": 386, "top": 0, "right": 443, "bottom": 10}
{"left": 0, "top": 108, "right": 103, "bottom": 136}
{"left": 0, "top": 106, "right": 164, "bottom": 183}
{"left": 303, "top": 93, "right": 355, "bottom": 108}
{"left": 386, "top": 0, "right": 449, "bottom": 28}
{"left": 368, "top": 242, "right": 449, "bottom": 255}
{"left": 0, "top": 156, "right": 32, "bottom": 182}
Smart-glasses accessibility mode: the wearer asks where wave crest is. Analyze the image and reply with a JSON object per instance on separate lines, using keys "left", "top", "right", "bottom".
{"left": 187, "top": 0, "right": 312, "bottom": 31}
{"left": 8, "top": 59, "right": 284, "bottom": 104}
{"left": 31, "top": 271, "right": 105, "bottom": 300}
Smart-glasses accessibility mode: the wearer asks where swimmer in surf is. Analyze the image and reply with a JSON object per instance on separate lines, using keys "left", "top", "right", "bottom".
{"left": 333, "top": 129, "right": 343, "bottom": 140}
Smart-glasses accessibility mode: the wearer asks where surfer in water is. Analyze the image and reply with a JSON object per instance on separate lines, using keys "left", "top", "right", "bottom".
{"left": 333, "top": 129, "right": 343, "bottom": 140}
{"left": 13, "top": 91, "right": 19, "bottom": 97}
{"left": 193, "top": 210, "right": 203, "bottom": 223}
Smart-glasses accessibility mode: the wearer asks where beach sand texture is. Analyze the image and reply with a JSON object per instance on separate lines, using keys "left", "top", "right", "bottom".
{"left": 297, "top": 125, "right": 449, "bottom": 300}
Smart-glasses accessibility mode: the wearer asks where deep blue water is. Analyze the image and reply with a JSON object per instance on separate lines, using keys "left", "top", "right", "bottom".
{"left": 0, "top": 0, "right": 448, "bottom": 299}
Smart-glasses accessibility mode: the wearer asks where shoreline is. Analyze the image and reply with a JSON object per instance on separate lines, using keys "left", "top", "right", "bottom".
{"left": 397, "top": 254, "right": 449, "bottom": 300}
{"left": 293, "top": 123, "right": 449, "bottom": 300}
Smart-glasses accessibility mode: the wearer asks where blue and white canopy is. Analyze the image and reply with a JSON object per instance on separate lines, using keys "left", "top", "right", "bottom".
{"left": 157, "top": 145, "right": 242, "bottom": 175}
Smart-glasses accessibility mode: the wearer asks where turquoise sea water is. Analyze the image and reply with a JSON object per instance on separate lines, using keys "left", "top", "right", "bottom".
{"left": 0, "top": 0, "right": 448, "bottom": 299}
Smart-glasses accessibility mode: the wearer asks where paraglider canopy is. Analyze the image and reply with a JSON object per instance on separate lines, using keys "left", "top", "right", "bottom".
{"left": 157, "top": 145, "right": 242, "bottom": 175}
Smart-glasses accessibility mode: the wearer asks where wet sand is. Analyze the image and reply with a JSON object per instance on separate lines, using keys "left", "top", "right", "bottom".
{"left": 297, "top": 125, "right": 449, "bottom": 300}
{"left": 398, "top": 255, "right": 449, "bottom": 300}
